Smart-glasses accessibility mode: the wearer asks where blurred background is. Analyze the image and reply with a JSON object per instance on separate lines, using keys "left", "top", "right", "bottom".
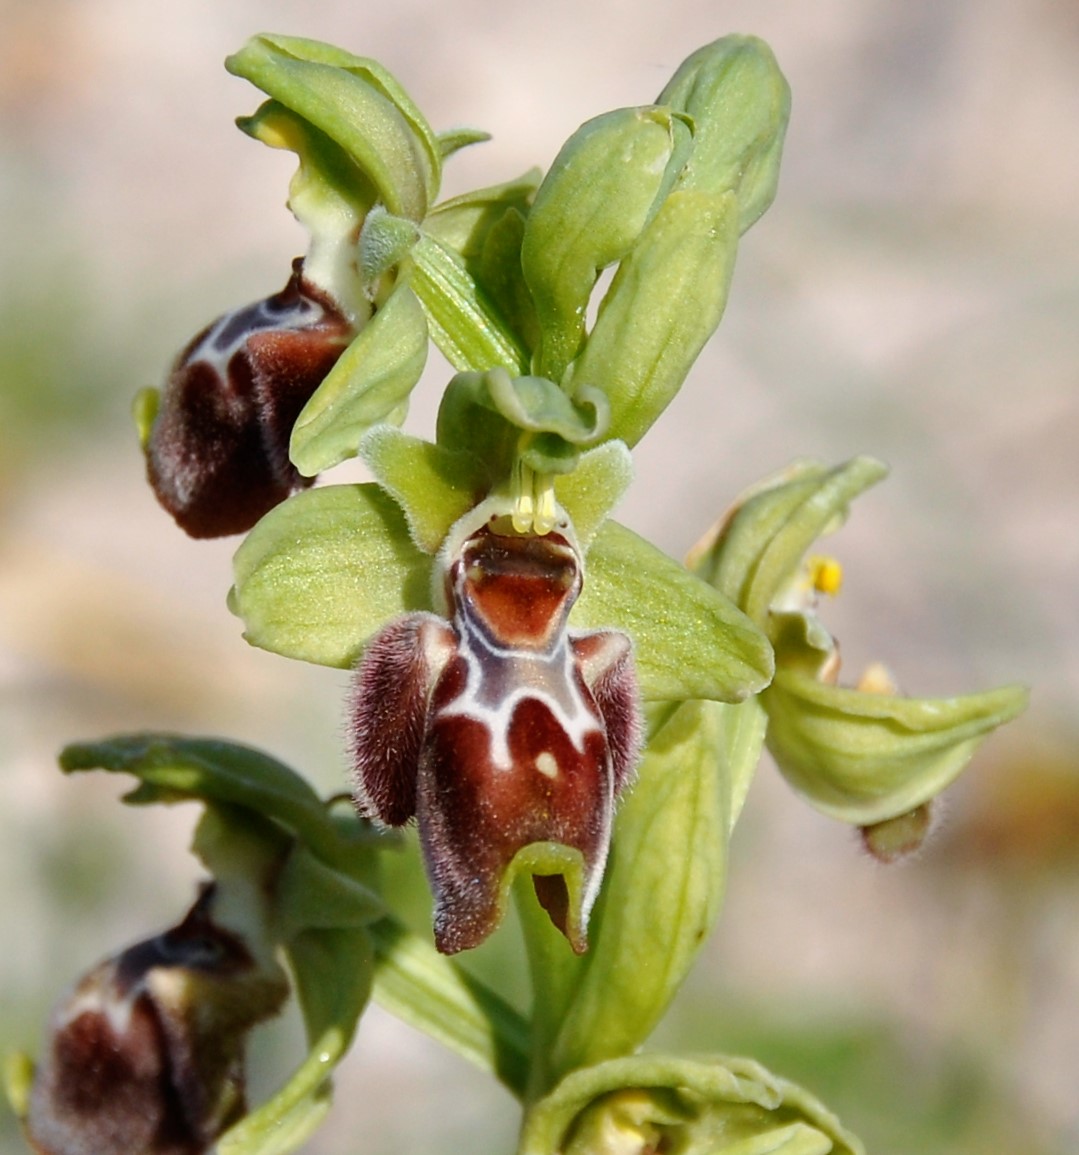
{"left": 1, "top": 1, "right": 1077, "bottom": 1152}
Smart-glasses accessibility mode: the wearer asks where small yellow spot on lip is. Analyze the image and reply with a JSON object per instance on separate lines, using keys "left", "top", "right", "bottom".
{"left": 535, "top": 752, "right": 559, "bottom": 779}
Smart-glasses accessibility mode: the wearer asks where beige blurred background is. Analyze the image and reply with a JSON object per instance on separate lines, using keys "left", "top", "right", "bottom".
{"left": 2, "top": 1, "right": 1077, "bottom": 1152}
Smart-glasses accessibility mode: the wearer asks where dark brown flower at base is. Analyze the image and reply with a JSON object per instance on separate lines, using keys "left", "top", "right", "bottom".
{"left": 145, "top": 258, "right": 355, "bottom": 538}
{"left": 25, "top": 886, "right": 288, "bottom": 1155}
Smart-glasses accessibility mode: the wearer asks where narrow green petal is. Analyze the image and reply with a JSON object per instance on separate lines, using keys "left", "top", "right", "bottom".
{"left": 360, "top": 426, "right": 482, "bottom": 554}
{"left": 290, "top": 280, "right": 428, "bottom": 476}
{"left": 552, "top": 439, "right": 634, "bottom": 550}
{"left": 229, "top": 483, "right": 433, "bottom": 669}
{"left": 567, "top": 188, "right": 740, "bottom": 448}
{"left": 573, "top": 520, "right": 774, "bottom": 703}
{"left": 764, "top": 671, "right": 1030, "bottom": 824}
{"left": 436, "top": 126, "right": 493, "bottom": 160}
{"left": 519, "top": 1053, "right": 864, "bottom": 1155}
{"left": 424, "top": 170, "right": 541, "bottom": 257}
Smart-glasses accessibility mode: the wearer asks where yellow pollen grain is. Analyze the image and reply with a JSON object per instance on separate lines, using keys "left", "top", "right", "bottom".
{"left": 535, "top": 752, "right": 559, "bottom": 779}
{"left": 808, "top": 554, "right": 844, "bottom": 596}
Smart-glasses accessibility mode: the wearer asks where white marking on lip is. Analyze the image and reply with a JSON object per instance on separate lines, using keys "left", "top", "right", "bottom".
{"left": 535, "top": 752, "right": 559, "bottom": 779}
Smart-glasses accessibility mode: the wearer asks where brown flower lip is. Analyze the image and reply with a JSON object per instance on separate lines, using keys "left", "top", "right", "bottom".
{"left": 145, "top": 257, "right": 355, "bottom": 538}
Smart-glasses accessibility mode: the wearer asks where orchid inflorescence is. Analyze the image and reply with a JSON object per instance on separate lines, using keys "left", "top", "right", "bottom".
{"left": 8, "top": 33, "right": 1026, "bottom": 1155}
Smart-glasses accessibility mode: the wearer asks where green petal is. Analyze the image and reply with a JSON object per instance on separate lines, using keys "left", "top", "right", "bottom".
{"left": 226, "top": 34, "right": 434, "bottom": 220}
{"left": 229, "top": 483, "right": 433, "bottom": 668}
{"left": 567, "top": 188, "right": 740, "bottom": 448}
{"left": 552, "top": 439, "right": 634, "bottom": 550}
{"left": 520, "top": 698, "right": 767, "bottom": 1091}
{"left": 763, "top": 671, "right": 1030, "bottom": 824}
{"left": 360, "top": 426, "right": 482, "bottom": 554}
{"left": 691, "top": 456, "right": 889, "bottom": 626}
{"left": 521, "top": 105, "right": 692, "bottom": 384}
{"left": 290, "top": 279, "right": 428, "bottom": 476}
{"left": 658, "top": 35, "right": 791, "bottom": 233}
{"left": 424, "top": 170, "right": 541, "bottom": 258}
{"left": 519, "top": 1053, "right": 864, "bottom": 1155}
{"left": 436, "top": 126, "right": 493, "bottom": 160}
{"left": 573, "top": 520, "right": 774, "bottom": 703}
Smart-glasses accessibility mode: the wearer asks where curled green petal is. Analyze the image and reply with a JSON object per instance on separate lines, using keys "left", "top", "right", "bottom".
{"left": 436, "top": 125, "right": 493, "bottom": 159}
{"left": 520, "top": 698, "right": 767, "bottom": 1092}
{"left": 658, "top": 35, "right": 791, "bottom": 233}
{"left": 522, "top": 105, "right": 692, "bottom": 384}
{"left": 763, "top": 671, "right": 1030, "bottom": 824}
{"left": 229, "top": 483, "right": 433, "bottom": 668}
{"left": 519, "top": 1053, "right": 864, "bottom": 1155}
{"left": 567, "top": 188, "right": 740, "bottom": 448}
{"left": 573, "top": 520, "right": 774, "bottom": 703}
{"left": 290, "top": 279, "right": 428, "bottom": 476}
{"left": 691, "top": 456, "right": 889, "bottom": 627}
{"left": 226, "top": 34, "right": 434, "bottom": 221}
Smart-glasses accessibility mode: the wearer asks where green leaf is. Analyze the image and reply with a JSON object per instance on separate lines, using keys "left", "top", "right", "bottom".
{"left": 368, "top": 917, "right": 531, "bottom": 1097}
{"left": 658, "top": 35, "right": 791, "bottom": 233}
{"left": 519, "top": 1053, "right": 864, "bottom": 1155}
{"left": 763, "top": 672, "right": 1030, "bottom": 824}
{"left": 226, "top": 34, "right": 435, "bottom": 220}
{"left": 691, "top": 457, "right": 889, "bottom": 626}
{"left": 229, "top": 483, "right": 433, "bottom": 669}
{"left": 520, "top": 698, "right": 767, "bottom": 1092}
{"left": 567, "top": 188, "right": 740, "bottom": 448}
{"left": 573, "top": 520, "right": 774, "bottom": 703}
{"left": 521, "top": 105, "right": 692, "bottom": 384}
{"left": 290, "top": 279, "right": 429, "bottom": 476}
{"left": 410, "top": 231, "right": 529, "bottom": 372}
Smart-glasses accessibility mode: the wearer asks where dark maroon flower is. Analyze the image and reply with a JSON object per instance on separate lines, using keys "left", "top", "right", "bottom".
{"left": 348, "top": 501, "right": 642, "bottom": 955}
{"left": 145, "top": 258, "right": 355, "bottom": 538}
{"left": 25, "top": 886, "right": 288, "bottom": 1155}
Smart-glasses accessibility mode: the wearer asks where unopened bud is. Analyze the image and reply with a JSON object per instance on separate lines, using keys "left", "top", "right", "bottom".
{"left": 25, "top": 885, "right": 288, "bottom": 1155}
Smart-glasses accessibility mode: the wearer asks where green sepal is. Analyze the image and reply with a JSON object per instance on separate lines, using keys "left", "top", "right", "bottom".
{"left": 763, "top": 672, "right": 1030, "bottom": 824}
{"left": 573, "top": 520, "right": 774, "bottom": 703}
{"left": 59, "top": 734, "right": 344, "bottom": 866}
{"left": 226, "top": 34, "right": 436, "bottom": 221}
{"left": 519, "top": 698, "right": 767, "bottom": 1093}
{"left": 289, "top": 278, "right": 428, "bottom": 476}
{"left": 658, "top": 35, "right": 791, "bottom": 233}
{"left": 519, "top": 1053, "right": 864, "bottom": 1155}
{"left": 410, "top": 230, "right": 530, "bottom": 372}
{"left": 691, "top": 457, "right": 889, "bottom": 627}
{"left": 229, "top": 483, "right": 433, "bottom": 669}
{"left": 566, "top": 188, "right": 740, "bottom": 448}
{"left": 368, "top": 917, "right": 531, "bottom": 1098}
{"left": 521, "top": 105, "right": 692, "bottom": 384}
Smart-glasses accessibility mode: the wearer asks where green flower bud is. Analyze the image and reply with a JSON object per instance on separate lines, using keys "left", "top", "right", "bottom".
{"left": 657, "top": 35, "right": 791, "bottom": 233}
{"left": 519, "top": 1053, "right": 864, "bottom": 1155}
{"left": 521, "top": 106, "right": 692, "bottom": 384}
